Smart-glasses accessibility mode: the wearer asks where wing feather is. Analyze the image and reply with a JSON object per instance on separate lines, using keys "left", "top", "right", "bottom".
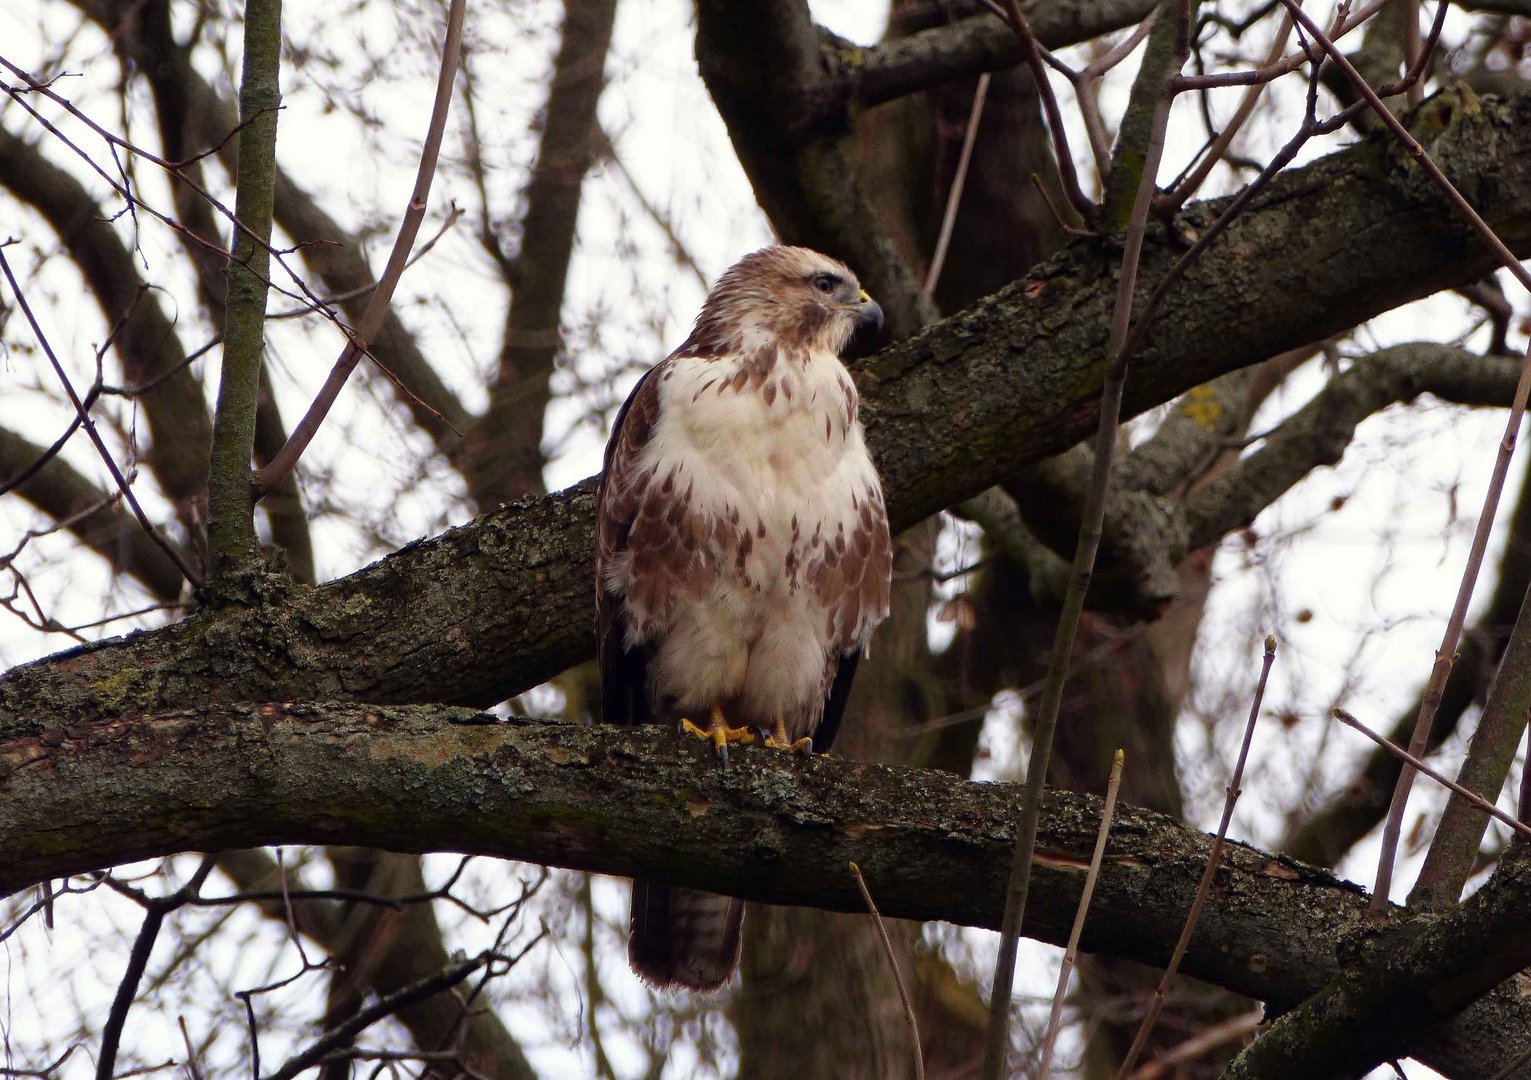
{"left": 596, "top": 361, "right": 668, "bottom": 726}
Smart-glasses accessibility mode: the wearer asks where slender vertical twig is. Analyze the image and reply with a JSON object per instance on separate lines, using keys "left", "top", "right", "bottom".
{"left": 1115, "top": 635, "right": 1277, "bottom": 1078}
{"left": 1402, "top": 0, "right": 1423, "bottom": 108}
{"left": 1411, "top": 567, "right": 1531, "bottom": 908}
{"left": 925, "top": 73, "right": 991, "bottom": 297}
{"left": 206, "top": 0, "right": 283, "bottom": 585}
{"left": 981, "top": 8, "right": 1196, "bottom": 1078}
{"left": 1037, "top": 748, "right": 1126, "bottom": 1078}
{"left": 998, "top": 0, "right": 1097, "bottom": 223}
{"left": 255, "top": 0, "right": 467, "bottom": 495}
{"left": 850, "top": 862, "right": 924, "bottom": 1080}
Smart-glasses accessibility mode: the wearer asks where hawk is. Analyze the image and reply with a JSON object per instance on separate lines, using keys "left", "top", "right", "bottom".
{"left": 595, "top": 245, "right": 894, "bottom": 991}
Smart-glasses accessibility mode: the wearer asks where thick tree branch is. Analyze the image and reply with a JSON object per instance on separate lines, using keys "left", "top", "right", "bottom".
{"left": 839, "top": 1, "right": 1159, "bottom": 115}
{"left": 1224, "top": 845, "right": 1531, "bottom": 1078}
{"left": 4, "top": 92, "right": 1531, "bottom": 731}
{"left": 0, "top": 704, "right": 1526, "bottom": 1078}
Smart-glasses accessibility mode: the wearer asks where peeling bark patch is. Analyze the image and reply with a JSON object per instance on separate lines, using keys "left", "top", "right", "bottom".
{"left": 684, "top": 792, "right": 711, "bottom": 817}
{"left": 1033, "top": 849, "right": 1091, "bottom": 871}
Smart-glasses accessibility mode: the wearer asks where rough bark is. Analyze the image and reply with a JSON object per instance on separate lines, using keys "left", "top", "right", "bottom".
{"left": 2, "top": 703, "right": 1529, "bottom": 1079}
{"left": 7, "top": 92, "right": 1531, "bottom": 727}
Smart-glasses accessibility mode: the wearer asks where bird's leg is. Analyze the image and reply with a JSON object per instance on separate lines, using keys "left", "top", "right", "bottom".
{"left": 679, "top": 704, "right": 756, "bottom": 766}
{"left": 763, "top": 718, "right": 814, "bottom": 755}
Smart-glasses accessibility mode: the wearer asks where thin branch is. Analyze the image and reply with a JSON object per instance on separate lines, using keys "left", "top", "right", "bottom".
{"left": 262, "top": 951, "right": 494, "bottom": 1080}
{"left": 0, "top": 1046, "right": 77, "bottom": 1078}
{"left": 254, "top": 0, "right": 467, "bottom": 495}
{"left": 1116, "top": 635, "right": 1276, "bottom": 1077}
{"left": 0, "top": 247, "right": 200, "bottom": 588}
{"left": 998, "top": 0, "right": 1096, "bottom": 222}
{"left": 850, "top": 863, "right": 923, "bottom": 1080}
{"left": 1126, "top": 1011, "right": 1262, "bottom": 1079}
{"left": 1332, "top": 709, "right": 1531, "bottom": 842}
{"left": 96, "top": 905, "right": 167, "bottom": 1080}
{"left": 1037, "top": 748, "right": 1126, "bottom": 1078}
{"left": 1172, "top": 0, "right": 1391, "bottom": 89}
{"left": 1158, "top": 8, "right": 1295, "bottom": 211}
{"left": 982, "top": 7, "right": 1194, "bottom": 1077}
{"left": 925, "top": 73, "right": 991, "bottom": 297}
{"left": 95, "top": 859, "right": 217, "bottom": 1080}
{"left": 1411, "top": 540, "right": 1531, "bottom": 908}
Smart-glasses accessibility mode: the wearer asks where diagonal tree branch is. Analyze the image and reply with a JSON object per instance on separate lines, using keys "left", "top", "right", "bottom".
{"left": 68, "top": 0, "right": 475, "bottom": 453}
{"left": 4, "top": 92, "right": 1531, "bottom": 726}
{"left": 1223, "top": 842, "right": 1531, "bottom": 1079}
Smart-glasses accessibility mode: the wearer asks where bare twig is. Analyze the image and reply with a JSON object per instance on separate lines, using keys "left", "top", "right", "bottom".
{"left": 998, "top": 0, "right": 1096, "bottom": 222}
{"left": 850, "top": 862, "right": 923, "bottom": 1080}
{"left": 1126, "top": 1011, "right": 1263, "bottom": 1079}
{"left": 982, "top": 7, "right": 1194, "bottom": 1077}
{"left": 1332, "top": 709, "right": 1531, "bottom": 842}
{"left": 1039, "top": 11, "right": 1157, "bottom": 179}
{"left": 925, "top": 73, "right": 991, "bottom": 297}
{"left": 1115, "top": 635, "right": 1276, "bottom": 1077}
{"left": 255, "top": 0, "right": 467, "bottom": 495}
{"left": 0, "top": 1045, "right": 77, "bottom": 1078}
{"left": 1173, "top": 0, "right": 1390, "bottom": 89}
{"left": 1038, "top": 748, "right": 1126, "bottom": 1078}
{"left": 96, "top": 858, "right": 218, "bottom": 1080}
{"left": 0, "top": 247, "right": 200, "bottom": 588}
{"left": 1402, "top": 0, "right": 1424, "bottom": 108}
{"left": 1159, "top": 9, "right": 1295, "bottom": 211}
{"left": 262, "top": 950, "right": 495, "bottom": 1080}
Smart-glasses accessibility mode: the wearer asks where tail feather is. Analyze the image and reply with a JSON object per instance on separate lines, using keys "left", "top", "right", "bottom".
{"left": 628, "top": 879, "right": 744, "bottom": 991}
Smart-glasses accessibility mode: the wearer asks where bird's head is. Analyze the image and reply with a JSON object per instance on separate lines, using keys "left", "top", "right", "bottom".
{"left": 681, "top": 246, "right": 884, "bottom": 360}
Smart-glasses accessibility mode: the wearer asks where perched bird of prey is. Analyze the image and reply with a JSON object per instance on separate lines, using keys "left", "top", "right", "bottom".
{"left": 595, "top": 245, "right": 894, "bottom": 991}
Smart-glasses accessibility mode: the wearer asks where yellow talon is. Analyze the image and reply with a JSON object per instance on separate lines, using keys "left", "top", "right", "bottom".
{"left": 679, "top": 705, "right": 755, "bottom": 766}
{"left": 763, "top": 718, "right": 814, "bottom": 755}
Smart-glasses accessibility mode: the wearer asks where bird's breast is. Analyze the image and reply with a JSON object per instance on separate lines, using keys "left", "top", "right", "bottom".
{"left": 642, "top": 351, "right": 879, "bottom": 597}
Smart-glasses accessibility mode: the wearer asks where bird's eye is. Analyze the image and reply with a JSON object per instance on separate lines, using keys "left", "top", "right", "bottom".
{"left": 811, "top": 273, "right": 839, "bottom": 294}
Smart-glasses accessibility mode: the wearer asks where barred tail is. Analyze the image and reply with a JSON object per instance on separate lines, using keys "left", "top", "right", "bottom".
{"left": 628, "top": 879, "right": 744, "bottom": 992}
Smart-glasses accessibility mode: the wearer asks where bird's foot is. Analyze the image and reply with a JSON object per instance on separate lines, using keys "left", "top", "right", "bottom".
{"left": 762, "top": 718, "right": 814, "bottom": 755}
{"left": 678, "top": 705, "right": 755, "bottom": 767}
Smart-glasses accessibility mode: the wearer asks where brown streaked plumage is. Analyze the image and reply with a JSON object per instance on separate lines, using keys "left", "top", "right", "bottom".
{"left": 595, "top": 246, "right": 892, "bottom": 992}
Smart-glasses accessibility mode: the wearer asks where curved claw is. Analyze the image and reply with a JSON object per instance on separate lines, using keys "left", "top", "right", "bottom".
{"left": 762, "top": 719, "right": 814, "bottom": 755}
{"left": 679, "top": 707, "right": 755, "bottom": 767}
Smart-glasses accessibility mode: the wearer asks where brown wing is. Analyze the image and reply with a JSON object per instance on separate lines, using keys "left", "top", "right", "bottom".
{"left": 595, "top": 361, "right": 667, "bottom": 727}
{"left": 813, "top": 481, "right": 893, "bottom": 753}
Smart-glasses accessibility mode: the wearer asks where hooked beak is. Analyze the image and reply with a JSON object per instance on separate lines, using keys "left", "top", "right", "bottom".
{"left": 852, "top": 290, "right": 884, "bottom": 333}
